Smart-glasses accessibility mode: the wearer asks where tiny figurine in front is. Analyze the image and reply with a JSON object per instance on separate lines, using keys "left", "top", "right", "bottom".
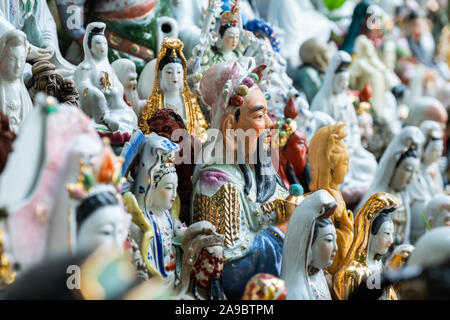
{"left": 175, "top": 221, "right": 225, "bottom": 300}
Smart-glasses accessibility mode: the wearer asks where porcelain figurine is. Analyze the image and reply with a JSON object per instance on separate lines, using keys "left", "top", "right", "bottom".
{"left": 349, "top": 35, "right": 402, "bottom": 133}
{"left": 408, "top": 120, "right": 445, "bottom": 243}
{"left": 0, "top": 109, "right": 15, "bottom": 174}
{"left": 0, "top": 30, "right": 33, "bottom": 133}
{"left": 111, "top": 59, "right": 147, "bottom": 119}
{"left": 357, "top": 126, "right": 425, "bottom": 246}
{"left": 174, "top": 221, "right": 226, "bottom": 300}
{"left": 0, "top": 0, "right": 75, "bottom": 77}
{"left": 311, "top": 50, "right": 378, "bottom": 205}
{"left": 66, "top": 141, "right": 131, "bottom": 254}
{"left": 55, "top": 0, "right": 178, "bottom": 73}
{"left": 274, "top": 98, "right": 310, "bottom": 192}
{"left": 424, "top": 194, "right": 450, "bottom": 229}
{"left": 293, "top": 37, "right": 332, "bottom": 104}
{"left": 146, "top": 108, "right": 200, "bottom": 225}
{"left": 307, "top": 122, "right": 353, "bottom": 275}
{"left": 242, "top": 273, "right": 286, "bottom": 300}
{"left": 25, "top": 60, "right": 80, "bottom": 108}
{"left": 0, "top": 94, "right": 104, "bottom": 270}
{"left": 122, "top": 132, "right": 186, "bottom": 286}
{"left": 139, "top": 37, "right": 208, "bottom": 143}
{"left": 281, "top": 190, "right": 337, "bottom": 300}
{"left": 192, "top": 59, "right": 292, "bottom": 299}
{"left": 333, "top": 192, "right": 399, "bottom": 300}
{"left": 74, "top": 22, "right": 138, "bottom": 150}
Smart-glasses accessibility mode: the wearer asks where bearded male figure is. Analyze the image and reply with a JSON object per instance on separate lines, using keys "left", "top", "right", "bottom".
{"left": 191, "top": 60, "right": 290, "bottom": 299}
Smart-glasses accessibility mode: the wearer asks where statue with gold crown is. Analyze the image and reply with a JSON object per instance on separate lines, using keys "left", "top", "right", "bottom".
{"left": 139, "top": 38, "right": 208, "bottom": 143}
{"left": 333, "top": 192, "right": 399, "bottom": 300}
{"left": 121, "top": 132, "right": 186, "bottom": 287}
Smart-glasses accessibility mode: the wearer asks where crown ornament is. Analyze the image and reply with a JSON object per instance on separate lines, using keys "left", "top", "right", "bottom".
{"left": 219, "top": 0, "right": 240, "bottom": 27}
{"left": 66, "top": 138, "right": 126, "bottom": 200}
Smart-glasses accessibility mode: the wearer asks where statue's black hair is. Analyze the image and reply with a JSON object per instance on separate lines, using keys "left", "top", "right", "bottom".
{"left": 76, "top": 191, "right": 118, "bottom": 231}
{"left": 87, "top": 27, "right": 105, "bottom": 50}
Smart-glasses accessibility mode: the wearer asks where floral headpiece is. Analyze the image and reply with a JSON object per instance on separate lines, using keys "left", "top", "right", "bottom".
{"left": 66, "top": 138, "right": 125, "bottom": 200}
{"left": 226, "top": 65, "right": 265, "bottom": 108}
{"left": 219, "top": 0, "right": 240, "bottom": 27}
{"left": 153, "top": 151, "right": 177, "bottom": 188}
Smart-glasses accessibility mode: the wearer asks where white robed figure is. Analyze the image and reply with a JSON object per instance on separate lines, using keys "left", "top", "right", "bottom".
{"left": 0, "top": 0, "right": 75, "bottom": 76}
{"left": 311, "top": 50, "right": 378, "bottom": 204}
{"left": 0, "top": 29, "right": 33, "bottom": 132}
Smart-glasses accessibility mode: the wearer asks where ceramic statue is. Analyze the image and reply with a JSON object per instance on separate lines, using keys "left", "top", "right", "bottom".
{"left": 0, "top": 109, "right": 15, "bottom": 174}
{"left": 174, "top": 221, "right": 226, "bottom": 300}
{"left": 25, "top": 60, "right": 80, "bottom": 108}
{"left": 192, "top": 59, "right": 293, "bottom": 299}
{"left": 145, "top": 108, "right": 200, "bottom": 225}
{"left": 0, "top": 30, "right": 33, "bottom": 133}
{"left": 281, "top": 190, "right": 337, "bottom": 300}
{"left": 424, "top": 194, "right": 450, "bottom": 229}
{"left": 111, "top": 59, "right": 147, "bottom": 119}
{"left": 0, "top": 94, "right": 104, "bottom": 271}
{"left": 122, "top": 132, "right": 186, "bottom": 287}
{"left": 307, "top": 122, "right": 353, "bottom": 276}
{"left": 66, "top": 141, "right": 131, "bottom": 254}
{"left": 74, "top": 22, "right": 138, "bottom": 150}
{"left": 242, "top": 273, "right": 286, "bottom": 300}
{"left": 310, "top": 50, "right": 378, "bottom": 205}
{"left": 274, "top": 98, "right": 310, "bottom": 192}
{"left": 408, "top": 120, "right": 445, "bottom": 244}
{"left": 333, "top": 192, "right": 399, "bottom": 300}
{"left": 357, "top": 126, "right": 425, "bottom": 246}
{"left": 55, "top": 0, "right": 178, "bottom": 73}
{"left": 293, "top": 37, "right": 332, "bottom": 104}
{"left": 138, "top": 37, "right": 208, "bottom": 143}
{"left": 349, "top": 35, "right": 402, "bottom": 133}
{"left": 0, "top": 0, "right": 75, "bottom": 77}
{"left": 385, "top": 243, "right": 415, "bottom": 271}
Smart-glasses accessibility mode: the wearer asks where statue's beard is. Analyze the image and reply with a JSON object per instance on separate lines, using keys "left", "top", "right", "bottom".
{"left": 207, "top": 276, "right": 225, "bottom": 300}
{"left": 238, "top": 132, "right": 281, "bottom": 203}
{"left": 45, "top": 83, "right": 57, "bottom": 96}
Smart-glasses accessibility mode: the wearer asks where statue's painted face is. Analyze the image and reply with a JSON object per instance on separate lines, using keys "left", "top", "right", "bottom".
{"left": 391, "top": 156, "right": 420, "bottom": 191}
{"left": 234, "top": 87, "right": 273, "bottom": 157}
{"left": 38, "top": 70, "right": 58, "bottom": 96}
{"left": 282, "top": 130, "right": 308, "bottom": 178}
{"left": 329, "top": 141, "right": 349, "bottom": 186}
{"left": 332, "top": 71, "right": 350, "bottom": 94}
{"left": 192, "top": 246, "right": 224, "bottom": 289}
{"left": 423, "top": 138, "right": 443, "bottom": 166}
{"left": 160, "top": 62, "right": 184, "bottom": 92}
{"left": 222, "top": 27, "right": 240, "bottom": 52}
{"left": 125, "top": 68, "right": 138, "bottom": 91}
{"left": 150, "top": 171, "right": 178, "bottom": 212}
{"left": 358, "top": 113, "right": 374, "bottom": 148}
{"left": 77, "top": 205, "right": 129, "bottom": 253}
{"left": 370, "top": 220, "right": 394, "bottom": 256}
{"left": 91, "top": 34, "right": 108, "bottom": 60}
{"left": 1, "top": 45, "right": 26, "bottom": 81}
{"left": 310, "top": 223, "right": 337, "bottom": 269}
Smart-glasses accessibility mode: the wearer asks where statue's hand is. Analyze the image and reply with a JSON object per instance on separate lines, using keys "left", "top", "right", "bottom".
{"left": 103, "top": 114, "right": 120, "bottom": 132}
{"left": 26, "top": 43, "right": 54, "bottom": 63}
